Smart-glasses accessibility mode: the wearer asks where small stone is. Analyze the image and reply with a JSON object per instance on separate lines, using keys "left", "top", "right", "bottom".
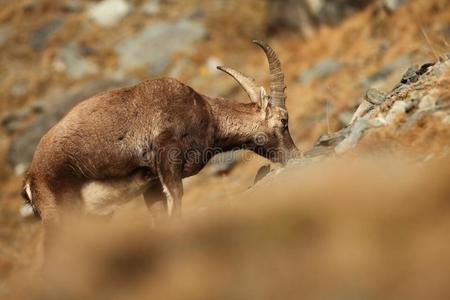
{"left": 400, "top": 64, "right": 420, "bottom": 84}
{"left": 364, "top": 88, "right": 387, "bottom": 105}
{"left": 31, "top": 101, "right": 47, "bottom": 114}
{"left": 383, "top": 0, "right": 407, "bottom": 13}
{"left": 62, "top": 0, "right": 83, "bottom": 12}
{"left": 189, "top": 8, "right": 206, "bottom": 19}
{"left": 439, "top": 53, "right": 450, "bottom": 62}
{"left": 53, "top": 43, "right": 99, "bottom": 79}
{"left": 1, "top": 108, "right": 30, "bottom": 133}
{"left": 350, "top": 100, "right": 374, "bottom": 124}
{"left": 141, "top": 0, "right": 160, "bottom": 16}
{"left": 386, "top": 100, "right": 407, "bottom": 123}
{"left": 29, "top": 19, "right": 64, "bottom": 50}
{"left": 0, "top": 25, "right": 13, "bottom": 47}
{"left": 314, "top": 129, "right": 350, "bottom": 147}
{"left": 88, "top": 0, "right": 131, "bottom": 28}
{"left": 441, "top": 114, "right": 450, "bottom": 124}
{"left": 10, "top": 80, "right": 30, "bottom": 97}
{"left": 418, "top": 93, "right": 438, "bottom": 110}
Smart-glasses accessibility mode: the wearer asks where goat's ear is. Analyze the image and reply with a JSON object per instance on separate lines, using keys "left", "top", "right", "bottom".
{"left": 259, "top": 87, "right": 270, "bottom": 113}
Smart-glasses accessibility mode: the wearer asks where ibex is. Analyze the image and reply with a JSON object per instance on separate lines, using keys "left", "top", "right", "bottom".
{"left": 22, "top": 40, "right": 298, "bottom": 248}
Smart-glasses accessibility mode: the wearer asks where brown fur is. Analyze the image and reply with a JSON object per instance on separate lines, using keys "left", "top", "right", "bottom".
{"left": 23, "top": 76, "right": 298, "bottom": 260}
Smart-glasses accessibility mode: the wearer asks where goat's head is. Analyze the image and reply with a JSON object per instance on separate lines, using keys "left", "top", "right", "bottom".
{"left": 217, "top": 40, "right": 299, "bottom": 164}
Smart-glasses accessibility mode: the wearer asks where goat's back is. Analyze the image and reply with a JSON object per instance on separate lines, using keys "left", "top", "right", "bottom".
{"left": 26, "top": 78, "right": 214, "bottom": 183}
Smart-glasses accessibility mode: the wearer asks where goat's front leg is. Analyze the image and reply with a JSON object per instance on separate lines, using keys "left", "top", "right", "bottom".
{"left": 156, "top": 147, "right": 183, "bottom": 217}
{"left": 143, "top": 181, "right": 167, "bottom": 225}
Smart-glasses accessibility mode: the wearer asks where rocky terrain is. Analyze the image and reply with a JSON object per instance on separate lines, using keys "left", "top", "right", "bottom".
{"left": 0, "top": 0, "right": 449, "bottom": 299}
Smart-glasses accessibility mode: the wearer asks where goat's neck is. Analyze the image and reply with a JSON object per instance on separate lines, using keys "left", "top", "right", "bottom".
{"left": 208, "top": 97, "right": 261, "bottom": 152}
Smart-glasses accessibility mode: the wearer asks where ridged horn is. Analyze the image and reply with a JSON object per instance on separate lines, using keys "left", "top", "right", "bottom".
{"left": 217, "top": 66, "right": 260, "bottom": 104}
{"left": 252, "top": 40, "right": 286, "bottom": 108}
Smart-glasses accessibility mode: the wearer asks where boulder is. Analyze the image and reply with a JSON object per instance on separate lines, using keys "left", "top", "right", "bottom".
{"left": 115, "top": 20, "right": 206, "bottom": 74}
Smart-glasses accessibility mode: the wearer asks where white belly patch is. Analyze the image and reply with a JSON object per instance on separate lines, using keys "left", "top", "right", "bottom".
{"left": 81, "top": 173, "right": 153, "bottom": 215}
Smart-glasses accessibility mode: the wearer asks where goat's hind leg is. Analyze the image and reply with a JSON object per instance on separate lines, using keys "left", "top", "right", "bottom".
{"left": 28, "top": 179, "right": 61, "bottom": 270}
{"left": 31, "top": 179, "right": 82, "bottom": 270}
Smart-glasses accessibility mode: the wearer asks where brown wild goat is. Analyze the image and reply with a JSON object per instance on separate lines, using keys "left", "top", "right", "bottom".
{"left": 22, "top": 40, "right": 299, "bottom": 250}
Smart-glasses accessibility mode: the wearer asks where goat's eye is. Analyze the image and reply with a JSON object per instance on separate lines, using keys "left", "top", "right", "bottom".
{"left": 281, "top": 118, "right": 288, "bottom": 129}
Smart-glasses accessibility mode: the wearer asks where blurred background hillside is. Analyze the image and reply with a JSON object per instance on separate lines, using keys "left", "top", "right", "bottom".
{"left": 0, "top": 0, "right": 450, "bottom": 299}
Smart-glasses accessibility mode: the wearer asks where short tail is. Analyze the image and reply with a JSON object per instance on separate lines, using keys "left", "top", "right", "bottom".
{"left": 21, "top": 177, "right": 41, "bottom": 219}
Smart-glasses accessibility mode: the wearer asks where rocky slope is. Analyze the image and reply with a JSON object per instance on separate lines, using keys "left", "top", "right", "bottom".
{"left": 0, "top": 0, "right": 450, "bottom": 299}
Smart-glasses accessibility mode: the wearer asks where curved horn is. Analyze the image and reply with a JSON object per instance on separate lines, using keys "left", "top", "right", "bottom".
{"left": 252, "top": 40, "right": 286, "bottom": 108}
{"left": 217, "top": 66, "right": 260, "bottom": 104}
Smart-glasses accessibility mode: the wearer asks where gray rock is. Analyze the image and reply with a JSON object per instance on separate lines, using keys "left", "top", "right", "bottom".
{"left": 350, "top": 100, "right": 374, "bottom": 124}
{"left": 10, "top": 80, "right": 30, "bottom": 97}
{"left": 439, "top": 52, "right": 450, "bottom": 62}
{"left": 383, "top": 0, "right": 407, "bottom": 12}
{"left": 385, "top": 100, "right": 407, "bottom": 123}
{"left": 0, "top": 25, "right": 12, "bottom": 47}
{"left": 29, "top": 19, "right": 64, "bottom": 50}
{"left": 314, "top": 129, "right": 350, "bottom": 148}
{"left": 30, "top": 100, "right": 47, "bottom": 114}
{"left": 53, "top": 43, "right": 99, "bottom": 79}
{"left": 188, "top": 8, "right": 206, "bottom": 20}
{"left": 7, "top": 79, "right": 136, "bottom": 169}
{"left": 141, "top": 0, "right": 160, "bottom": 16}
{"left": 364, "top": 88, "right": 387, "bottom": 105}
{"left": 298, "top": 58, "right": 342, "bottom": 83}
{"left": 335, "top": 118, "right": 384, "bottom": 154}
{"left": 1, "top": 108, "right": 29, "bottom": 133}
{"left": 400, "top": 64, "right": 420, "bottom": 84}
{"left": 88, "top": 0, "right": 131, "bottom": 28}
{"left": 115, "top": 20, "right": 207, "bottom": 74}
{"left": 62, "top": 0, "right": 83, "bottom": 12}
